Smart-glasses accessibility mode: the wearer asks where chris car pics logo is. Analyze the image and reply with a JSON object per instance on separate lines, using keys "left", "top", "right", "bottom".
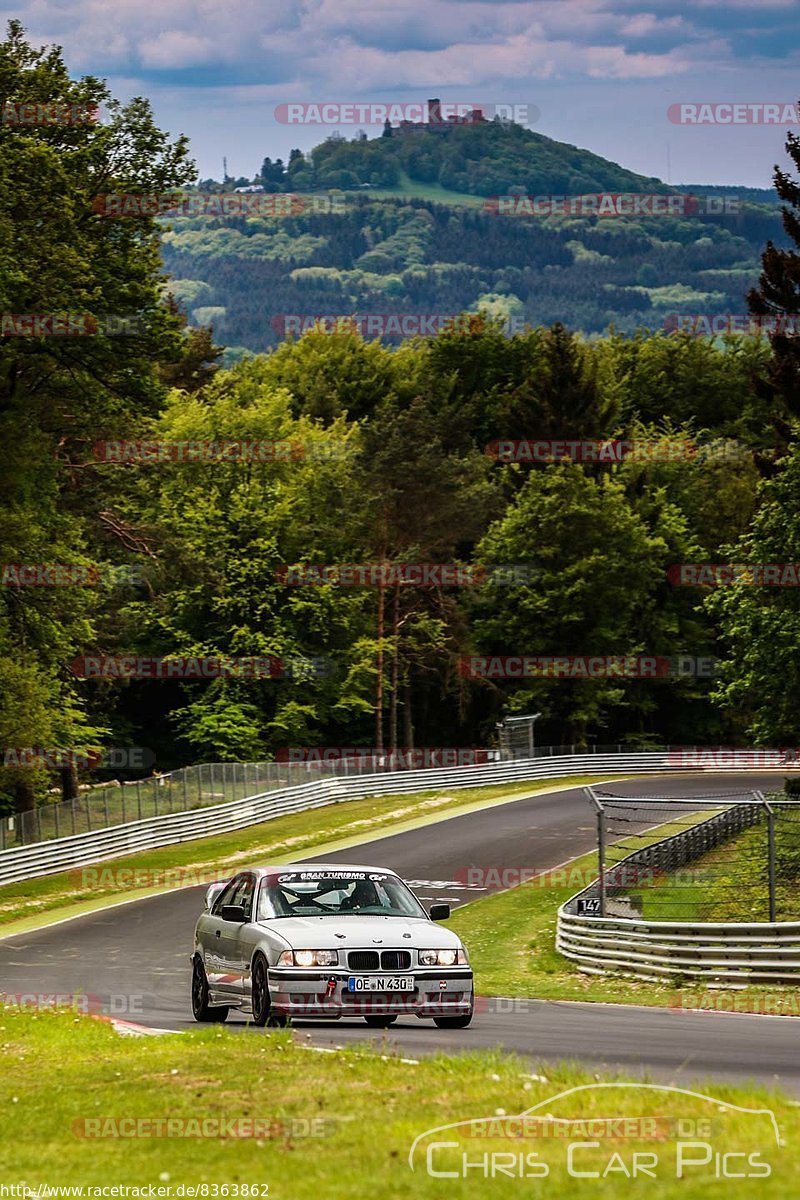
{"left": 408, "top": 1083, "right": 782, "bottom": 1181}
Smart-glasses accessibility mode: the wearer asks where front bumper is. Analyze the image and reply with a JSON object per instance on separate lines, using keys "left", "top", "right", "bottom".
{"left": 268, "top": 968, "right": 474, "bottom": 1019}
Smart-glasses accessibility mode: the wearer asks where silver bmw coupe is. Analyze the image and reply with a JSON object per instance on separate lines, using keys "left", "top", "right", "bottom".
{"left": 192, "top": 863, "right": 474, "bottom": 1028}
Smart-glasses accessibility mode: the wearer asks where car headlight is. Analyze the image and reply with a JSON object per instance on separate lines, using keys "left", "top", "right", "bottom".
{"left": 277, "top": 949, "right": 339, "bottom": 967}
{"left": 419, "top": 948, "right": 469, "bottom": 966}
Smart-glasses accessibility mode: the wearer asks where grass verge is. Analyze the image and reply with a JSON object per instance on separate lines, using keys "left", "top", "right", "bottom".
{"left": 0, "top": 775, "right": 607, "bottom": 933}
{"left": 1, "top": 1009, "right": 795, "bottom": 1197}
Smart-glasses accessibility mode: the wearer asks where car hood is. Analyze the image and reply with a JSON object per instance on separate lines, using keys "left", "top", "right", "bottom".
{"left": 256, "top": 915, "right": 464, "bottom": 950}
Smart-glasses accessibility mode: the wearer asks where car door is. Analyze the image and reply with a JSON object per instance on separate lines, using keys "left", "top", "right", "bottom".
{"left": 213, "top": 873, "right": 256, "bottom": 1001}
{"left": 204, "top": 874, "right": 248, "bottom": 998}
{"left": 224, "top": 873, "right": 257, "bottom": 999}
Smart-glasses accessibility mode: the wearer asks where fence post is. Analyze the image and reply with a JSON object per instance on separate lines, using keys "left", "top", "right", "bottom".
{"left": 183, "top": 770, "right": 189, "bottom": 810}
{"left": 136, "top": 778, "right": 142, "bottom": 820}
{"left": 585, "top": 786, "right": 606, "bottom": 917}
{"left": 756, "top": 791, "right": 776, "bottom": 922}
{"left": 765, "top": 797, "right": 776, "bottom": 922}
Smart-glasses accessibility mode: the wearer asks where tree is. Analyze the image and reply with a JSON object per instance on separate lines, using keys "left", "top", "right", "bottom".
{"left": 356, "top": 397, "right": 496, "bottom": 747}
{"left": 470, "top": 464, "right": 694, "bottom": 744}
{"left": 707, "top": 444, "right": 800, "bottom": 743}
{"left": 748, "top": 107, "right": 800, "bottom": 417}
{"left": 0, "top": 21, "right": 194, "bottom": 810}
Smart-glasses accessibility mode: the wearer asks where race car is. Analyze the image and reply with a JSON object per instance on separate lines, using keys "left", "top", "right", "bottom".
{"left": 191, "top": 862, "right": 473, "bottom": 1028}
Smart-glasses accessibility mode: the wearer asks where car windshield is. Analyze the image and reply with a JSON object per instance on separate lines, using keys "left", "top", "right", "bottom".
{"left": 256, "top": 871, "right": 427, "bottom": 920}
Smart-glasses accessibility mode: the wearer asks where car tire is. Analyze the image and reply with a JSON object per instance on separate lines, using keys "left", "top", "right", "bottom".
{"left": 191, "top": 956, "right": 229, "bottom": 1023}
{"left": 364, "top": 1015, "right": 398, "bottom": 1028}
{"left": 251, "top": 954, "right": 288, "bottom": 1027}
{"left": 433, "top": 997, "right": 474, "bottom": 1029}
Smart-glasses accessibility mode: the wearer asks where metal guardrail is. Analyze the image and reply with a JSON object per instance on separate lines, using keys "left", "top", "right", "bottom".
{"left": 0, "top": 749, "right": 700, "bottom": 887}
{"left": 557, "top": 791, "right": 800, "bottom": 983}
{"left": 0, "top": 745, "right": 646, "bottom": 851}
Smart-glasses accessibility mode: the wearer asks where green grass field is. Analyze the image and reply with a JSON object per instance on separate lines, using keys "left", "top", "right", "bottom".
{"left": 344, "top": 171, "right": 485, "bottom": 207}
{"left": 1, "top": 1009, "right": 794, "bottom": 1198}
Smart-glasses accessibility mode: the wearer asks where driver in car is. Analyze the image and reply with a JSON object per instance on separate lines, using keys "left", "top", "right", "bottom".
{"left": 340, "top": 878, "right": 382, "bottom": 911}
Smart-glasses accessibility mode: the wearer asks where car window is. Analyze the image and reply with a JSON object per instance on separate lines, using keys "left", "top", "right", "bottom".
{"left": 257, "top": 871, "right": 426, "bottom": 919}
{"left": 212, "top": 878, "right": 240, "bottom": 915}
{"left": 231, "top": 874, "right": 255, "bottom": 919}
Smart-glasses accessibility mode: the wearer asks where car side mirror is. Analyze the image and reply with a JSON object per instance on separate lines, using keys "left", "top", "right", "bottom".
{"left": 220, "top": 904, "right": 247, "bottom": 923}
{"left": 429, "top": 903, "right": 450, "bottom": 921}
{"left": 205, "top": 882, "right": 227, "bottom": 911}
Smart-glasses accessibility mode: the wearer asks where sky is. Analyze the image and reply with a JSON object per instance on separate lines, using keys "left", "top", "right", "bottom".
{"left": 6, "top": 0, "right": 800, "bottom": 186}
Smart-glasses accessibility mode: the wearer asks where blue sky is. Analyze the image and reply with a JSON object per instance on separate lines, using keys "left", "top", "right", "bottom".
{"left": 6, "top": 0, "right": 800, "bottom": 185}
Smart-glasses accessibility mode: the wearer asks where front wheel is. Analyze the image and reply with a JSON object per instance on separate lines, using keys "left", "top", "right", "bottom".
{"left": 364, "top": 1015, "right": 397, "bottom": 1028}
{"left": 251, "top": 954, "right": 288, "bottom": 1027}
{"left": 191, "top": 956, "right": 229, "bottom": 1023}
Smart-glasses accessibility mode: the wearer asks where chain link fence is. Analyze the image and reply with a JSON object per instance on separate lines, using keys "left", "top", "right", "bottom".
{"left": 1, "top": 743, "right": 655, "bottom": 852}
{"left": 578, "top": 787, "right": 800, "bottom": 923}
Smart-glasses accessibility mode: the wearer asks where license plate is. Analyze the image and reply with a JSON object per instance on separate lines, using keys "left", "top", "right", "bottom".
{"left": 347, "top": 975, "right": 414, "bottom": 992}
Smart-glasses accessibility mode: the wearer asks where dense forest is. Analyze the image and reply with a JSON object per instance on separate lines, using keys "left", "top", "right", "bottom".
{"left": 165, "top": 122, "right": 785, "bottom": 347}
{"left": 3, "top": 24, "right": 800, "bottom": 817}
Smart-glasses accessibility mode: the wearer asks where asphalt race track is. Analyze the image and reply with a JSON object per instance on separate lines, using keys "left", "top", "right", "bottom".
{"left": 2, "top": 773, "right": 798, "bottom": 1093}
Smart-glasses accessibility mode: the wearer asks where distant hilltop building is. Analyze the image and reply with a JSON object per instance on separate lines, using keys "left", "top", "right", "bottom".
{"left": 396, "top": 98, "right": 486, "bottom": 135}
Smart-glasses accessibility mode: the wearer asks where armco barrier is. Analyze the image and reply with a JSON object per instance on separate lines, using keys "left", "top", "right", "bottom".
{"left": 0, "top": 750, "right": 694, "bottom": 887}
{"left": 557, "top": 909, "right": 800, "bottom": 984}
{"left": 557, "top": 793, "right": 800, "bottom": 983}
